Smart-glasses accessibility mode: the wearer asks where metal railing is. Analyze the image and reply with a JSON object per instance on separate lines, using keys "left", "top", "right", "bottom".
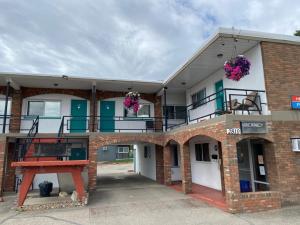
{"left": 15, "top": 116, "right": 39, "bottom": 161}
{"left": 187, "top": 88, "right": 266, "bottom": 123}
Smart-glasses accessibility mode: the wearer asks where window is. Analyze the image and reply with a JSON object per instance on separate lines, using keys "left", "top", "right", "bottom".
{"left": 118, "top": 146, "right": 129, "bottom": 153}
{"left": 195, "top": 143, "right": 210, "bottom": 162}
{"left": 172, "top": 145, "right": 179, "bottom": 167}
{"left": 27, "top": 101, "right": 61, "bottom": 117}
{"left": 163, "top": 106, "right": 186, "bottom": 119}
{"left": 124, "top": 104, "right": 150, "bottom": 118}
{"left": 144, "top": 146, "right": 150, "bottom": 158}
{"left": 0, "top": 99, "right": 11, "bottom": 115}
{"left": 191, "top": 88, "right": 206, "bottom": 108}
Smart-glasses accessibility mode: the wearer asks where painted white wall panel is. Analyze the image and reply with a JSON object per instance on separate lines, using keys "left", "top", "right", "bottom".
{"left": 21, "top": 94, "right": 90, "bottom": 133}
{"left": 135, "top": 143, "right": 156, "bottom": 181}
{"left": 189, "top": 136, "right": 221, "bottom": 190}
{"left": 186, "top": 44, "right": 268, "bottom": 122}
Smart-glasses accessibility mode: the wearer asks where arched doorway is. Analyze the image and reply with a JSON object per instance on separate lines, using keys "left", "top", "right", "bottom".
{"left": 236, "top": 137, "right": 274, "bottom": 193}
{"left": 184, "top": 135, "right": 224, "bottom": 193}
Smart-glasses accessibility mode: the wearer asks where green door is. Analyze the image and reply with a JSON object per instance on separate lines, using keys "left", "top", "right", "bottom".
{"left": 215, "top": 80, "right": 224, "bottom": 112}
{"left": 69, "top": 148, "right": 86, "bottom": 160}
{"left": 100, "top": 101, "right": 115, "bottom": 132}
{"left": 70, "top": 100, "right": 87, "bottom": 133}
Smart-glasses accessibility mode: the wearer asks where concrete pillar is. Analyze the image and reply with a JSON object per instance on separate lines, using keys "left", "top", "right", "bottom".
{"left": 163, "top": 145, "right": 172, "bottom": 185}
{"left": 179, "top": 143, "right": 192, "bottom": 194}
{"left": 155, "top": 145, "right": 164, "bottom": 184}
{"left": 9, "top": 89, "right": 22, "bottom": 133}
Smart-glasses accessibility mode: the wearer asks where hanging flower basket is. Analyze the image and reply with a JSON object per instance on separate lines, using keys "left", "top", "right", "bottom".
{"left": 224, "top": 55, "right": 251, "bottom": 81}
{"left": 123, "top": 91, "right": 140, "bottom": 113}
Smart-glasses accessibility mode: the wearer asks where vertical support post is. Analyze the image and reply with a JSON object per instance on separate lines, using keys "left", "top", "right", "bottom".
{"left": 92, "top": 83, "right": 96, "bottom": 132}
{"left": 179, "top": 143, "right": 192, "bottom": 194}
{"left": 163, "top": 87, "right": 168, "bottom": 131}
{"left": 2, "top": 81, "right": 10, "bottom": 134}
{"left": 163, "top": 145, "right": 172, "bottom": 185}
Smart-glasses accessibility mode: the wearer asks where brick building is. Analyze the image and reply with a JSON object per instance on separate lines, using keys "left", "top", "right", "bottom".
{"left": 0, "top": 28, "right": 300, "bottom": 213}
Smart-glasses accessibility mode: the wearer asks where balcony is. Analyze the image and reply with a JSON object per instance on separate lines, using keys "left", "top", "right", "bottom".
{"left": 0, "top": 88, "right": 267, "bottom": 134}
{"left": 187, "top": 88, "right": 267, "bottom": 124}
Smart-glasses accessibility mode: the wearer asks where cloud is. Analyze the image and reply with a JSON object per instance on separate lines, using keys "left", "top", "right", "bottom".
{"left": 0, "top": 0, "right": 299, "bottom": 81}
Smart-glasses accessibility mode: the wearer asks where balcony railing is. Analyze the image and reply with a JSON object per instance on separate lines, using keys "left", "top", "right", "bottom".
{"left": 187, "top": 88, "right": 266, "bottom": 123}
{"left": 0, "top": 88, "right": 267, "bottom": 134}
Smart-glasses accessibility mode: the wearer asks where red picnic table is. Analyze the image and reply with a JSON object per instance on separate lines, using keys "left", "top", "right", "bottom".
{"left": 11, "top": 160, "right": 89, "bottom": 206}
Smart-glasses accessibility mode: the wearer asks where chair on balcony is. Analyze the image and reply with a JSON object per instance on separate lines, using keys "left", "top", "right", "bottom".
{"left": 230, "top": 91, "right": 261, "bottom": 115}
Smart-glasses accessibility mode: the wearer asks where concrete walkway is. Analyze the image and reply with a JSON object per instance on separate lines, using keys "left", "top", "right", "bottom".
{"left": 0, "top": 167, "right": 300, "bottom": 224}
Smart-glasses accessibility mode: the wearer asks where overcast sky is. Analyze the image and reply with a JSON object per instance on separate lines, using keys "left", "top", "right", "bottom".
{"left": 0, "top": 0, "right": 299, "bottom": 81}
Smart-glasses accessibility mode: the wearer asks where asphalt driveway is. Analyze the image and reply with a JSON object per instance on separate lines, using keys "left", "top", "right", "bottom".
{"left": 0, "top": 164, "right": 299, "bottom": 225}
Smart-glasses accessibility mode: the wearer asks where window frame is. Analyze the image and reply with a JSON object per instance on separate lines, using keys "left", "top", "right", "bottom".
{"left": 124, "top": 103, "right": 151, "bottom": 118}
{"left": 117, "top": 146, "right": 129, "bottom": 153}
{"left": 27, "top": 100, "right": 61, "bottom": 117}
{"left": 163, "top": 105, "right": 187, "bottom": 120}
{"left": 195, "top": 143, "right": 210, "bottom": 162}
{"left": 191, "top": 88, "right": 206, "bottom": 109}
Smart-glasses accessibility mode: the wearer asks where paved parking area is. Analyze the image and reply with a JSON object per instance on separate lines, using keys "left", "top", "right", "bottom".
{"left": 0, "top": 164, "right": 300, "bottom": 224}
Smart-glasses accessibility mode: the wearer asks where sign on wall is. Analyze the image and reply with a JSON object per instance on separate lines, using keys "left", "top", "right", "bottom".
{"left": 240, "top": 121, "right": 267, "bottom": 134}
{"left": 291, "top": 96, "right": 300, "bottom": 110}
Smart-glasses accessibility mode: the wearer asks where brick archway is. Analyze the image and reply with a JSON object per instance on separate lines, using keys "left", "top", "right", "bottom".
{"left": 88, "top": 133, "right": 164, "bottom": 190}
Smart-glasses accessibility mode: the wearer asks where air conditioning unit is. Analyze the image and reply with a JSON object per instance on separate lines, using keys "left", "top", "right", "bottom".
{"left": 291, "top": 138, "right": 300, "bottom": 152}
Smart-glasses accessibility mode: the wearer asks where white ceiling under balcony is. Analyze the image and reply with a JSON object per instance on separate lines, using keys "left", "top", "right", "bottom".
{"left": 164, "top": 36, "right": 258, "bottom": 92}
{"left": 0, "top": 73, "right": 163, "bottom": 93}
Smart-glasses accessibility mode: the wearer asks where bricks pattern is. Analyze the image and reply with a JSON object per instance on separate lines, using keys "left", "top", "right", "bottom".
{"left": 0, "top": 137, "right": 7, "bottom": 196}
{"left": 261, "top": 42, "right": 300, "bottom": 111}
{"left": 9, "top": 90, "right": 22, "bottom": 132}
{"left": 3, "top": 143, "right": 15, "bottom": 191}
{"left": 163, "top": 145, "right": 172, "bottom": 185}
{"left": 155, "top": 145, "right": 164, "bottom": 184}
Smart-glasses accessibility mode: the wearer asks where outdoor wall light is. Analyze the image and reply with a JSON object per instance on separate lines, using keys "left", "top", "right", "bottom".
{"left": 291, "top": 137, "right": 300, "bottom": 152}
{"left": 181, "top": 82, "right": 186, "bottom": 85}
{"left": 217, "top": 53, "right": 223, "bottom": 58}
{"left": 53, "top": 83, "right": 58, "bottom": 87}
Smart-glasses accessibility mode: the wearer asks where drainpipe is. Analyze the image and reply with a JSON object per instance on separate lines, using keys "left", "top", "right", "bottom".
{"left": 92, "top": 83, "right": 96, "bottom": 132}
{"left": 2, "top": 81, "right": 10, "bottom": 134}
{"left": 163, "top": 87, "right": 168, "bottom": 131}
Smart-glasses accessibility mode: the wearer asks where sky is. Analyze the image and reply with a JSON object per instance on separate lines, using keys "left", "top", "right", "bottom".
{"left": 0, "top": 0, "right": 299, "bottom": 82}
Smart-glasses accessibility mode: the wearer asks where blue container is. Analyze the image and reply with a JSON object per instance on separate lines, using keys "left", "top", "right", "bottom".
{"left": 240, "top": 180, "right": 251, "bottom": 192}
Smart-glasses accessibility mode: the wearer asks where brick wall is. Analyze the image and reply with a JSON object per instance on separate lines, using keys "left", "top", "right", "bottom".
{"left": 9, "top": 90, "right": 22, "bottom": 132}
{"left": 155, "top": 145, "right": 164, "bottom": 184}
{"left": 261, "top": 42, "right": 300, "bottom": 111}
{"left": 3, "top": 143, "right": 15, "bottom": 191}
{"left": 0, "top": 137, "right": 7, "bottom": 196}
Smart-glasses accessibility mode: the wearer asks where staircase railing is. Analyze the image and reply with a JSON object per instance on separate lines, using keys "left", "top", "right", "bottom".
{"left": 17, "top": 115, "right": 39, "bottom": 161}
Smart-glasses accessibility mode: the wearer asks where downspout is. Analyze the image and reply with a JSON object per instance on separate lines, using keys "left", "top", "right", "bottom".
{"left": 2, "top": 81, "right": 10, "bottom": 134}
{"left": 163, "top": 87, "right": 168, "bottom": 131}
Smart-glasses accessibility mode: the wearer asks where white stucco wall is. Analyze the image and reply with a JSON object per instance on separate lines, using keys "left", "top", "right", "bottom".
{"left": 135, "top": 143, "right": 156, "bottom": 181}
{"left": 98, "top": 97, "right": 155, "bottom": 132}
{"left": 21, "top": 94, "right": 90, "bottom": 133}
{"left": 189, "top": 136, "right": 221, "bottom": 190}
{"left": 186, "top": 44, "right": 268, "bottom": 122}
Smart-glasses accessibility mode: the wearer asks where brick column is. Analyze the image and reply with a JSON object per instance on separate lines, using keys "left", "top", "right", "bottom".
{"left": 179, "top": 143, "right": 192, "bottom": 194}
{"left": 9, "top": 89, "right": 22, "bottom": 133}
{"left": 155, "top": 145, "right": 164, "bottom": 184}
{"left": 163, "top": 145, "right": 172, "bottom": 185}
{"left": 154, "top": 96, "right": 163, "bottom": 131}
{"left": 221, "top": 137, "right": 240, "bottom": 213}
{"left": 0, "top": 137, "right": 7, "bottom": 197}
{"left": 88, "top": 135, "right": 98, "bottom": 191}
{"left": 89, "top": 90, "right": 97, "bottom": 132}
{"left": 3, "top": 143, "right": 15, "bottom": 192}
